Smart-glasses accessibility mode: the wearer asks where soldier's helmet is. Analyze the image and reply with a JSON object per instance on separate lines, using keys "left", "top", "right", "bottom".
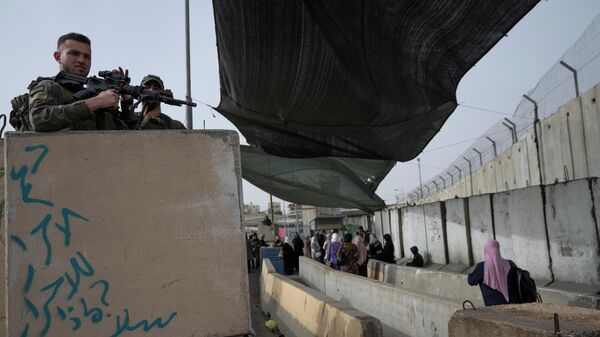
{"left": 140, "top": 74, "right": 164, "bottom": 90}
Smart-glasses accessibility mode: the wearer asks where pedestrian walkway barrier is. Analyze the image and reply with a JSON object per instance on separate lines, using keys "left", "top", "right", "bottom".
{"left": 261, "top": 259, "right": 383, "bottom": 337}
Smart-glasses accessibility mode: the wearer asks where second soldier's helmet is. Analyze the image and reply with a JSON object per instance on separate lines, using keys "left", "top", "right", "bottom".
{"left": 140, "top": 74, "right": 164, "bottom": 90}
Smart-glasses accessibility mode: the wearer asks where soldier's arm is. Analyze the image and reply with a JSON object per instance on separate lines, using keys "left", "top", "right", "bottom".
{"left": 28, "top": 80, "right": 93, "bottom": 131}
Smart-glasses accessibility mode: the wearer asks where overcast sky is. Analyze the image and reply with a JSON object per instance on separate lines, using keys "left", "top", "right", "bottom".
{"left": 1, "top": 1, "right": 599, "bottom": 211}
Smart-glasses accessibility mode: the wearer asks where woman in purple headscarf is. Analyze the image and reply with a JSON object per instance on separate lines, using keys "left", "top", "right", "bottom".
{"left": 326, "top": 233, "right": 342, "bottom": 270}
{"left": 468, "top": 239, "right": 521, "bottom": 306}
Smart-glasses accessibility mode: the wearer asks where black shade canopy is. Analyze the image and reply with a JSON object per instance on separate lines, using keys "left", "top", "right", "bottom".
{"left": 214, "top": 0, "right": 539, "bottom": 161}
{"left": 240, "top": 146, "right": 394, "bottom": 213}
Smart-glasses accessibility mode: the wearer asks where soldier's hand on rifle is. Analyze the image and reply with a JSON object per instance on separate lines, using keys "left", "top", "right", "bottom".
{"left": 84, "top": 89, "right": 120, "bottom": 112}
{"left": 112, "top": 67, "right": 133, "bottom": 103}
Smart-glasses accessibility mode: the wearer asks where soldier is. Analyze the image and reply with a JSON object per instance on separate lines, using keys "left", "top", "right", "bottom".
{"left": 135, "top": 74, "right": 186, "bottom": 130}
{"left": 25, "top": 32, "right": 135, "bottom": 131}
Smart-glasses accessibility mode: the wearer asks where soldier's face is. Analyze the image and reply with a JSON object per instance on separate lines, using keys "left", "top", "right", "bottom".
{"left": 53, "top": 39, "right": 92, "bottom": 76}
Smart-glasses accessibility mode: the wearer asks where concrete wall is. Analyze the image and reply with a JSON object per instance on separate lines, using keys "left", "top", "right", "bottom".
{"left": 545, "top": 180, "right": 600, "bottom": 285}
{"left": 400, "top": 206, "right": 428, "bottom": 263}
{"left": 394, "top": 178, "right": 600, "bottom": 288}
{"left": 415, "top": 84, "right": 600, "bottom": 204}
{"left": 424, "top": 202, "right": 447, "bottom": 265}
{"left": 444, "top": 198, "right": 471, "bottom": 267}
{"left": 492, "top": 186, "right": 553, "bottom": 281}
{"left": 389, "top": 208, "right": 403, "bottom": 259}
{"left": 300, "top": 257, "right": 462, "bottom": 337}
{"left": 467, "top": 194, "right": 494, "bottom": 265}
{"left": 261, "top": 260, "right": 382, "bottom": 337}
{"left": 4, "top": 131, "right": 250, "bottom": 337}
{"left": 379, "top": 262, "right": 600, "bottom": 310}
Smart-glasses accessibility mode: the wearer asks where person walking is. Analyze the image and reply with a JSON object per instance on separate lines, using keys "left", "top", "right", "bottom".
{"left": 337, "top": 233, "right": 359, "bottom": 275}
{"left": 468, "top": 240, "right": 521, "bottom": 306}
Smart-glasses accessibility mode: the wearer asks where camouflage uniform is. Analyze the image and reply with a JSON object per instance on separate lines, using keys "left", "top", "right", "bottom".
{"left": 27, "top": 76, "right": 136, "bottom": 131}
{"left": 137, "top": 74, "right": 186, "bottom": 130}
{"left": 138, "top": 114, "right": 186, "bottom": 130}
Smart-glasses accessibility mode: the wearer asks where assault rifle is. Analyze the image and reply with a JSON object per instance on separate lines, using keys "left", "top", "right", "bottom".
{"left": 54, "top": 70, "right": 197, "bottom": 108}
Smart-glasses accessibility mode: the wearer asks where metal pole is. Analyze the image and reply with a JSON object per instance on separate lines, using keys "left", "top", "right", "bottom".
{"left": 269, "top": 194, "right": 275, "bottom": 232}
{"left": 417, "top": 158, "right": 424, "bottom": 199}
{"left": 425, "top": 185, "right": 430, "bottom": 196}
{"left": 524, "top": 95, "right": 544, "bottom": 186}
{"left": 559, "top": 60, "right": 589, "bottom": 177}
{"left": 185, "top": 0, "right": 193, "bottom": 129}
{"left": 502, "top": 118, "right": 517, "bottom": 144}
{"left": 463, "top": 157, "right": 473, "bottom": 195}
{"left": 440, "top": 176, "right": 446, "bottom": 189}
{"left": 432, "top": 181, "right": 439, "bottom": 193}
{"left": 447, "top": 172, "right": 454, "bottom": 185}
{"left": 473, "top": 148, "right": 483, "bottom": 166}
{"left": 486, "top": 136, "right": 497, "bottom": 157}
{"left": 454, "top": 165, "right": 462, "bottom": 180}
{"left": 559, "top": 61, "right": 580, "bottom": 97}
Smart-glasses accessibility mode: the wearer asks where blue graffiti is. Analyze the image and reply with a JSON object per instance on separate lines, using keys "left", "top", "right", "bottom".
{"left": 29, "top": 214, "right": 53, "bottom": 266}
{"left": 11, "top": 235, "right": 27, "bottom": 251}
{"left": 10, "top": 165, "right": 53, "bottom": 207}
{"left": 111, "top": 309, "right": 178, "bottom": 337}
{"left": 40, "top": 277, "right": 64, "bottom": 337}
{"left": 15, "top": 144, "right": 178, "bottom": 336}
{"left": 64, "top": 251, "right": 95, "bottom": 300}
{"left": 90, "top": 280, "right": 110, "bottom": 306}
{"left": 55, "top": 208, "right": 89, "bottom": 247}
{"left": 23, "top": 264, "right": 34, "bottom": 293}
{"left": 25, "top": 145, "right": 48, "bottom": 174}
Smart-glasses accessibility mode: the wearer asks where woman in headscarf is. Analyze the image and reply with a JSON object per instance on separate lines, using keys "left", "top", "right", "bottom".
{"left": 337, "top": 233, "right": 360, "bottom": 274}
{"left": 352, "top": 232, "right": 369, "bottom": 276}
{"left": 326, "top": 233, "right": 342, "bottom": 270}
{"left": 292, "top": 233, "right": 304, "bottom": 272}
{"left": 282, "top": 237, "right": 295, "bottom": 275}
{"left": 310, "top": 235, "right": 322, "bottom": 262}
{"left": 468, "top": 239, "right": 520, "bottom": 306}
{"left": 368, "top": 234, "right": 383, "bottom": 260}
{"left": 323, "top": 233, "right": 332, "bottom": 262}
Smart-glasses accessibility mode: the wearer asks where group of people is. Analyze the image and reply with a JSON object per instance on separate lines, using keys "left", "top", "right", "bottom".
{"left": 305, "top": 227, "right": 396, "bottom": 276}
{"left": 11, "top": 32, "right": 185, "bottom": 132}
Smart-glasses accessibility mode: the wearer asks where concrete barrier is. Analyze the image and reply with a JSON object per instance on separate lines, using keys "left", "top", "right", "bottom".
{"left": 0, "top": 140, "right": 4, "bottom": 332}
{"left": 389, "top": 208, "right": 403, "bottom": 260}
{"left": 424, "top": 202, "right": 447, "bottom": 265}
{"left": 4, "top": 131, "right": 250, "bottom": 337}
{"left": 492, "top": 186, "right": 553, "bottom": 281}
{"left": 367, "top": 260, "right": 386, "bottom": 282}
{"left": 401, "top": 206, "right": 428, "bottom": 264}
{"left": 376, "top": 261, "right": 600, "bottom": 310}
{"left": 467, "top": 194, "right": 494, "bottom": 265}
{"left": 545, "top": 179, "right": 600, "bottom": 285}
{"left": 261, "top": 259, "right": 383, "bottom": 337}
{"left": 449, "top": 303, "right": 600, "bottom": 337}
{"left": 300, "top": 257, "right": 462, "bottom": 337}
{"left": 444, "top": 198, "right": 471, "bottom": 268}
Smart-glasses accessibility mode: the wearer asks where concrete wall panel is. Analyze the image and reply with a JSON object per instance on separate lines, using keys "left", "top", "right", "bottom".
{"left": 511, "top": 140, "right": 531, "bottom": 189}
{"left": 5, "top": 132, "right": 249, "bottom": 337}
{"left": 493, "top": 186, "right": 552, "bottom": 281}
{"left": 467, "top": 195, "right": 494, "bottom": 264}
{"left": 372, "top": 210, "right": 383, "bottom": 240}
{"left": 582, "top": 85, "right": 600, "bottom": 178}
{"left": 541, "top": 111, "right": 571, "bottom": 184}
{"left": 546, "top": 179, "right": 600, "bottom": 285}
{"left": 560, "top": 98, "right": 588, "bottom": 179}
{"left": 401, "top": 206, "right": 427, "bottom": 263}
{"left": 0, "top": 140, "right": 4, "bottom": 333}
{"left": 388, "top": 209, "right": 402, "bottom": 259}
{"left": 381, "top": 209, "right": 391, "bottom": 237}
{"left": 424, "top": 202, "right": 446, "bottom": 264}
{"left": 525, "top": 128, "right": 542, "bottom": 185}
{"left": 444, "top": 199, "right": 471, "bottom": 266}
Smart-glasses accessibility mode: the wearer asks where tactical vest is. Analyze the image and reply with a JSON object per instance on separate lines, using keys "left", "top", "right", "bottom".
{"left": 9, "top": 77, "right": 53, "bottom": 131}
